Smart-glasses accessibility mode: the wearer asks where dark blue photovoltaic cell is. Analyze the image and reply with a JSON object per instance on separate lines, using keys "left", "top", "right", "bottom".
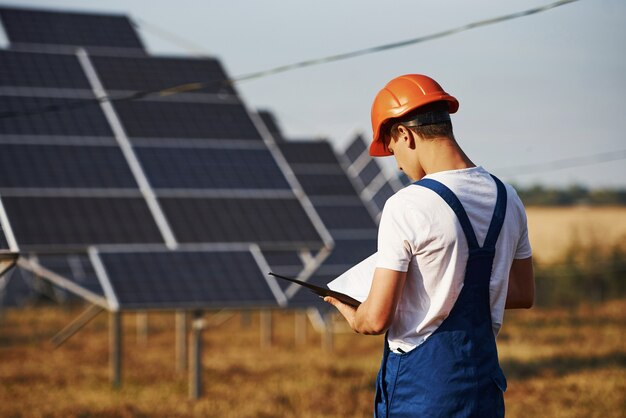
{"left": 373, "top": 183, "right": 396, "bottom": 211}
{"left": 262, "top": 250, "right": 303, "bottom": 268}
{"left": 0, "top": 51, "right": 90, "bottom": 89}
{"left": 91, "top": 56, "right": 235, "bottom": 96}
{"left": 296, "top": 173, "right": 358, "bottom": 196}
{"left": 0, "top": 144, "right": 137, "bottom": 189}
{"left": 160, "top": 198, "right": 322, "bottom": 245}
{"left": 322, "top": 239, "right": 376, "bottom": 266}
{"left": 314, "top": 205, "right": 376, "bottom": 230}
{"left": 344, "top": 135, "right": 367, "bottom": 164}
{"left": 113, "top": 101, "right": 261, "bottom": 140}
{"left": 37, "top": 254, "right": 104, "bottom": 297}
{"left": 136, "top": 147, "right": 289, "bottom": 190}
{"left": 100, "top": 251, "right": 277, "bottom": 308}
{"left": 399, "top": 173, "right": 411, "bottom": 186}
{"left": 0, "top": 7, "right": 145, "bottom": 50}
{"left": 284, "top": 273, "right": 334, "bottom": 311}
{"left": 258, "top": 110, "right": 284, "bottom": 141}
{"left": 262, "top": 250, "right": 304, "bottom": 286}
{"left": 278, "top": 142, "right": 340, "bottom": 164}
{"left": 0, "top": 268, "right": 37, "bottom": 308}
{"left": 0, "top": 96, "right": 112, "bottom": 136}
{"left": 0, "top": 227, "right": 9, "bottom": 250}
{"left": 2, "top": 197, "right": 163, "bottom": 247}
{"left": 358, "top": 159, "right": 382, "bottom": 187}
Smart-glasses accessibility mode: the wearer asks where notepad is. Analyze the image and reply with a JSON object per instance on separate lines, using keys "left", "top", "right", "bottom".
{"left": 327, "top": 253, "right": 376, "bottom": 303}
{"left": 270, "top": 252, "right": 378, "bottom": 308}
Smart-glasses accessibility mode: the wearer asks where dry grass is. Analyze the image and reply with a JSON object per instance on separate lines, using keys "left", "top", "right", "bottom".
{"left": 525, "top": 206, "right": 626, "bottom": 263}
{"left": 1, "top": 300, "right": 624, "bottom": 418}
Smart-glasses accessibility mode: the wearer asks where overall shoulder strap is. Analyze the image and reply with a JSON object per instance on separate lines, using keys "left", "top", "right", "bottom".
{"left": 482, "top": 175, "right": 507, "bottom": 250}
{"left": 414, "top": 178, "right": 479, "bottom": 250}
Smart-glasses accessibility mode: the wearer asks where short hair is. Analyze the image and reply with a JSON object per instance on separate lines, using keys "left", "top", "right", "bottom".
{"left": 388, "top": 101, "right": 454, "bottom": 142}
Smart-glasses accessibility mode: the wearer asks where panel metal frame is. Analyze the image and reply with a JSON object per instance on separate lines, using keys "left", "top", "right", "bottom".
{"left": 76, "top": 47, "right": 178, "bottom": 250}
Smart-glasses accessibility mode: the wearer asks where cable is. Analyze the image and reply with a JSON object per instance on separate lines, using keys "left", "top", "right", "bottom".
{"left": 231, "top": 0, "right": 580, "bottom": 83}
{"left": 131, "top": 17, "right": 210, "bottom": 58}
{"left": 0, "top": 0, "right": 580, "bottom": 121}
{"left": 494, "top": 149, "right": 626, "bottom": 176}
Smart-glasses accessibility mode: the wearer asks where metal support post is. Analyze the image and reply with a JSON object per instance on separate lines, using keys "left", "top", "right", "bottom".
{"left": 109, "top": 311, "right": 122, "bottom": 388}
{"left": 189, "top": 310, "right": 204, "bottom": 400}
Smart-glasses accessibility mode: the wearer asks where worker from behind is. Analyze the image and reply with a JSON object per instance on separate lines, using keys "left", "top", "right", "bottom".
{"left": 325, "top": 74, "right": 535, "bottom": 417}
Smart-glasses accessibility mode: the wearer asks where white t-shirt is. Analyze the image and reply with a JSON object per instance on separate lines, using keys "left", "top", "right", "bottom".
{"left": 376, "top": 166, "right": 532, "bottom": 353}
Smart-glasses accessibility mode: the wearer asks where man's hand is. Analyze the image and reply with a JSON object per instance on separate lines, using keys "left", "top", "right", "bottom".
{"left": 324, "top": 296, "right": 357, "bottom": 329}
{"left": 325, "top": 267, "right": 407, "bottom": 335}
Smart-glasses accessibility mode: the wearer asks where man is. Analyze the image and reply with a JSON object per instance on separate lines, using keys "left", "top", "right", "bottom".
{"left": 325, "top": 74, "right": 534, "bottom": 417}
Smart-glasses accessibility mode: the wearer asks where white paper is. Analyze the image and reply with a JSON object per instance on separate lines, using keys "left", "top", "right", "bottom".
{"left": 327, "top": 252, "right": 377, "bottom": 303}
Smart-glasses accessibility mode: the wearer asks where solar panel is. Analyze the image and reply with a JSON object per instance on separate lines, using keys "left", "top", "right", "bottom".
{"left": 344, "top": 134, "right": 368, "bottom": 164}
{"left": 357, "top": 159, "right": 382, "bottom": 187}
{"left": 0, "top": 96, "right": 112, "bottom": 136}
{"left": 0, "top": 268, "right": 37, "bottom": 308}
{"left": 279, "top": 141, "right": 341, "bottom": 165}
{"left": 322, "top": 239, "right": 377, "bottom": 266}
{"left": 0, "top": 7, "right": 145, "bottom": 51}
{"left": 159, "top": 198, "right": 322, "bottom": 245}
{"left": 134, "top": 146, "right": 290, "bottom": 190}
{"left": 0, "top": 144, "right": 137, "bottom": 189}
{"left": 372, "top": 183, "right": 396, "bottom": 212}
{"left": 112, "top": 101, "right": 261, "bottom": 140}
{"left": 37, "top": 254, "right": 104, "bottom": 297}
{"left": 3, "top": 197, "right": 162, "bottom": 248}
{"left": 0, "top": 227, "right": 9, "bottom": 250}
{"left": 0, "top": 51, "right": 91, "bottom": 89}
{"left": 98, "top": 250, "right": 281, "bottom": 309}
{"left": 90, "top": 55, "right": 235, "bottom": 96}
{"left": 398, "top": 173, "right": 412, "bottom": 186}
{"left": 314, "top": 205, "right": 376, "bottom": 231}
{"left": 296, "top": 173, "right": 358, "bottom": 196}
{"left": 257, "top": 110, "right": 285, "bottom": 142}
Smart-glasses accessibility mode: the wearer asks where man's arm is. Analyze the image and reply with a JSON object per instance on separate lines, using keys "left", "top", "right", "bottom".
{"left": 325, "top": 267, "right": 407, "bottom": 335}
{"left": 505, "top": 256, "right": 535, "bottom": 309}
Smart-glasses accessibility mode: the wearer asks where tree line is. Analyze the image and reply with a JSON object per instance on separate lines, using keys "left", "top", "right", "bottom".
{"left": 513, "top": 185, "right": 626, "bottom": 206}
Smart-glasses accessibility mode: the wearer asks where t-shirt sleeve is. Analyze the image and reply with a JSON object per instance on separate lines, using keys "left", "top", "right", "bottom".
{"left": 375, "top": 195, "right": 415, "bottom": 272}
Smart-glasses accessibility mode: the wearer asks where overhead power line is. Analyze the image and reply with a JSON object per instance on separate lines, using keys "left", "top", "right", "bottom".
{"left": 0, "top": 0, "right": 580, "bottom": 121}
{"left": 231, "top": 0, "right": 580, "bottom": 83}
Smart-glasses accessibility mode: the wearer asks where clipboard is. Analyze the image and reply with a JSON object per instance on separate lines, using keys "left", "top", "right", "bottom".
{"left": 269, "top": 272, "right": 361, "bottom": 308}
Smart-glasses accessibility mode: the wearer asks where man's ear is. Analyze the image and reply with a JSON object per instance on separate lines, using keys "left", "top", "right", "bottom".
{"left": 398, "top": 125, "right": 416, "bottom": 149}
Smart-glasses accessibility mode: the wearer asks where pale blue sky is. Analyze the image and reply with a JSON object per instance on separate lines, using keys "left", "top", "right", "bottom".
{"left": 2, "top": 0, "right": 625, "bottom": 187}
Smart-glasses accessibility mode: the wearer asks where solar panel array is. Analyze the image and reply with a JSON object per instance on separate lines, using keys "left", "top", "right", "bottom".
{"left": 0, "top": 6, "right": 331, "bottom": 311}
{"left": 273, "top": 140, "right": 378, "bottom": 309}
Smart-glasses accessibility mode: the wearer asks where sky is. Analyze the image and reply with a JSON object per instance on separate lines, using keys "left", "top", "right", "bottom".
{"left": 1, "top": 0, "right": 625, "bottom": 188}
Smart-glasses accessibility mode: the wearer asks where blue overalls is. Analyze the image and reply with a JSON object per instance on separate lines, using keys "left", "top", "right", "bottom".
{"left": 375, "top": 175, "right": 508, "bottom": 418}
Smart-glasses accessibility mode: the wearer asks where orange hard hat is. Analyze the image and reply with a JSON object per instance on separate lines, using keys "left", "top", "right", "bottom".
{"left": 369, "top": 74, "right": 459, "bottom": 157}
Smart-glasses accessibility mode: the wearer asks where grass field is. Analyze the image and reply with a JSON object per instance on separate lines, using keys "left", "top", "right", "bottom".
{"left": 525, "top": 206, "right": 626, "bottom": 263}
{"left": 1, "top": 300, "right": 624, "bottom": 418}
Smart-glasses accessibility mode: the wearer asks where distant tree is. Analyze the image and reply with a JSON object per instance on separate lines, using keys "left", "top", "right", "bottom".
{"left": 512, "top": 184, "right": 626, "bottom": 206}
